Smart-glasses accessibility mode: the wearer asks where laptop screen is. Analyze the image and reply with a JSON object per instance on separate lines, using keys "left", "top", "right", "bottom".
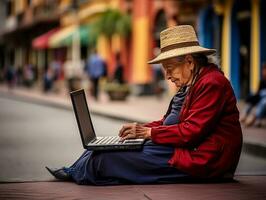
{"left": 71, "top": 90, "right": 96, "bottom": 145}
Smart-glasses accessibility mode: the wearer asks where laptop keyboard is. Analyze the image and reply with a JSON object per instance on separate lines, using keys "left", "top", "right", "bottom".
{"left": 93, "top": 136, "right": 123, "bottom": 145}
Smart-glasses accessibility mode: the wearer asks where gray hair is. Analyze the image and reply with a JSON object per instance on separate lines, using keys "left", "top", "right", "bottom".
{"left": 207, "top": 53, "right": 221, "bottom": 67}
{"left": 192, "top": 53, "right": 221, "bottom": 68}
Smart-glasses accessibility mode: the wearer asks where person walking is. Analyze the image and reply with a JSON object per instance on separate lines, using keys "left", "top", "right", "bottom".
{"left": 5, "top": 65, "right": 16, "bottom": 90}
{"left": 85, "top": 50, "right": 106, "bottom": 100}
{"left": 113, "top": 53, "right": 125, "bottom": 84}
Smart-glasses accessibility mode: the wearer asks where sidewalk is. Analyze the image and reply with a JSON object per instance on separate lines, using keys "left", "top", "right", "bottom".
{"left": 1, "top": 176, "right": 266, "bottom": 200}
{"left": 0, "top": 85, "right": 172, "bottom": 123}
{"left": 0, "top": 84, "right": 266, "bottom": 156}
{"left": 1, "top": 85, "right": 266, "bottom": 200}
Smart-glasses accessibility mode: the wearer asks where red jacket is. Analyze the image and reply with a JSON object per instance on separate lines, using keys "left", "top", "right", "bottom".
{"left": 145, "top": 65, "right": 242, "bottom": 178}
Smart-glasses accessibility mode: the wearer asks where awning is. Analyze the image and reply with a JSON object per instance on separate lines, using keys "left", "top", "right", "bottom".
{"left": 48, "top": 25, "right": 90, "bottom": 48}
{"left": 32, "top": 28, "right": 59, "bottom": 49}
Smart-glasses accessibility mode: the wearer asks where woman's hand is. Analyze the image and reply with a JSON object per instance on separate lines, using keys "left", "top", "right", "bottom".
{"left": 119, "top": 122, "right": 151, "bottom": 141}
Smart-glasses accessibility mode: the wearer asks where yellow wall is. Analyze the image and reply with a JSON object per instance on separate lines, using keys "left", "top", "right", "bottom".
{"left": 132, "top": 17, "right": 150, "bottom": 83}
{"left": 59, "top": 0, "right": 72, "bottom": 10}
{"left": 31, "top": 0, "right": 44, "bottom": 7}
{"left": 97, "top": 35, "right": 110, "bottom": 61}
{"left": 250, "top": 0, "right": 260, "bottom": 93}
{"left": 112, "top": 34, "right": 121, "bottom": 53}
{"left": 221, "top": 0, "right": 233, "bottom": 79}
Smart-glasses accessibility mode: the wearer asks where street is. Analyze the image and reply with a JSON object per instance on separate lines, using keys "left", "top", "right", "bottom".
{"left": 0, "top": 96, "right": 266, "bottom": 182}
{"left": 0, "top": 95, "right": 123, "bottom": 182}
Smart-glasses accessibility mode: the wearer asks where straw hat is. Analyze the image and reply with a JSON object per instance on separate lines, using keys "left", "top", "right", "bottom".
{"left": 148, "top": 25, "right": 216, "bottom": 64}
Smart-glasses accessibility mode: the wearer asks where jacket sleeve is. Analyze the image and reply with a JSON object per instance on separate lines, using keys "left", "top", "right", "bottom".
{"left": 151, "top": 80, "right": 227, "bottom": 147}
{"left": 143, "top": 97, "right": 174, "bottom": 128}
{"left": 143, "top": 118, "right": 164, "bottom": 128}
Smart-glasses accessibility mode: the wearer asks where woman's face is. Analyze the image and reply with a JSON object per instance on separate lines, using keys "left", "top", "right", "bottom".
{"left": 162, "top": 55, "right": 195, "bottom": 88}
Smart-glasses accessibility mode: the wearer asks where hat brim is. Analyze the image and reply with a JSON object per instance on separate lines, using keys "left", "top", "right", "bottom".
{"left": 148, "top": 46, "right": 216, "bottom": 64}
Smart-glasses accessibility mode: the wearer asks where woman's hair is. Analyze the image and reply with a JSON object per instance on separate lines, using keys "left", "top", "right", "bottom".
{"left": 188, "top": 53, "right": 220, "bottom": 86}
{"left": 191, "top": 54, "right": 209, "bottom": 67}
{"left": 177, "top": 53, "right": 220, "bottom": 68}
{"left": 192, "top": 53, "right": 220, "bottom": 67}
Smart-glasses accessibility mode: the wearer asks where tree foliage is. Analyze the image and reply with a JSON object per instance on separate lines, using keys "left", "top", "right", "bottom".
{"left": 91, "top": 8, "right": 131, "bottom": 42}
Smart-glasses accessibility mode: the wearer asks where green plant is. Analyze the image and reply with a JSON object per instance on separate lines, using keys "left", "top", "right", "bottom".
{"left": 91, "top": 8, "right": 132, "bottom": 41}
{"left": 104, "top": 82, "right": 130, "bottom": 92}
{"left": 104, "top": 82, "right": 130, "bottom": 101}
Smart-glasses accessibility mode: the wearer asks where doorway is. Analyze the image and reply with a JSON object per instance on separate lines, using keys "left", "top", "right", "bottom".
{"left": 153, "top": 9, "right": 167, "bottom": 48}
{"left": 231, "top": 0, "right": 251, "bottom": 99}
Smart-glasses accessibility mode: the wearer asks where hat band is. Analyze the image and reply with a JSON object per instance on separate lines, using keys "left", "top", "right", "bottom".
{"left": 161, "top": 41, "right": 200, "bottom": 53}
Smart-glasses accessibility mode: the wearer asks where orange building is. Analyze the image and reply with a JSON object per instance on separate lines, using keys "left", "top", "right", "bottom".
{"left": 119, "top": 0, "right": 265, "bottom": 98}
{"left": 125, "top": 0, "right": 206, "bottom": 94}
{"left": 1, "top": 0, "right": 264, "bottom": 98}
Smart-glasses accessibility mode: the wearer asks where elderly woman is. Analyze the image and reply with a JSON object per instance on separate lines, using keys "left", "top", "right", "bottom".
{"left": 46, "top": 25, "right": 242, "bottom": 184}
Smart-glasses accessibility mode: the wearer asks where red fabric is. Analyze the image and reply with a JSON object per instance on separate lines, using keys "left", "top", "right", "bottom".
{"left": 145, "top": 65, "right": 242, "bottom": 178}
{"left": 32, "top": 28, "right": 59, "bottom": 49}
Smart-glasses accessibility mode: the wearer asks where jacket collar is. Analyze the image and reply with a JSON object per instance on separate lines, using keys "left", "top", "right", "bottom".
{"left": 196, "top": 64, "right": 222, "bottom": 82}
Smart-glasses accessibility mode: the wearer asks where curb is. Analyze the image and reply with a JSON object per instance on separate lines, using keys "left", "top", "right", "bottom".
{"left": 0, "top": 91, "right": 141, "bottom": 123}
{"left": 242, "top": 142, "right": 266, "bottom": 159}
{"left": 0, "top": 92, "right": 71, "bottom": 111}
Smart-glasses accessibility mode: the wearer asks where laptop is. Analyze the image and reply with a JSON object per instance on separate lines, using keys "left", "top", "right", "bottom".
{"left": 70, "top": 89, "right": 145, "bottom": 151}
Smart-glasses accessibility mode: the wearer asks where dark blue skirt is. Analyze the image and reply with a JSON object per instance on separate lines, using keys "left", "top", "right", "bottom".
{"left": 66, "top": 141, "right": 188, "bottom": 185}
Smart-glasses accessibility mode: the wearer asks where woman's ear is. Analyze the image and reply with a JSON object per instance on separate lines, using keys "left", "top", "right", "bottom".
{"left": 185, "top": 55, "right": 194, "bottom": 70}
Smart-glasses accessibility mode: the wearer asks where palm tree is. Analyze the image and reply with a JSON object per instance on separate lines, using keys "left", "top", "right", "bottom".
{"left": 91, "top": 8, "right": 131, "bottom": 43}
{"left": 90, "top": 8, "right": 132, "bottom": 100}
{"left": 91, "top": 8, "right": 131, "bottom": 79}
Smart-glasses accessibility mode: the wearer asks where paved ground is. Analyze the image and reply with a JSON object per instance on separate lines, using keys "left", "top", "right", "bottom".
{"left": 0, "top": 176, "right": 266, "bottom": 200}
{"left": 0, "top": 85, "right": 266, "bottom": 199}
{"left": 0, "top": 95, "right": 265, "bottom": 183}
{"left": 0, "top": 96, "right": 123, "bottom": 182}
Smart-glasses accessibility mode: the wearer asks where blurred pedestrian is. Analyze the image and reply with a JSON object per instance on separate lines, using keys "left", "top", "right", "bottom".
{"left": 47, "top": 25, "right": 242, "bottom": 184}
{"left": 16, "top": 66, "right": 23, "bottom": 86}
{"left": 43, "top": 67, "right": 54, "bottom": 92}
{"left": 113, "top": 53, "right": 124, "bottom": 84}
{"left": 50, "top": 60, "right": 62, "bottom": 93}
{"left": 242, "top": 63, "right": 266, "bottom": 127}
{"left": 85, "top": 49, "right": 106, "bottom": 100}
{"left": 5, "top": 65, "right": 16, "bottom": 90}
{"left": 64, "top": 60, "right": 83, "bottom": 92}
{"left": 23, "top": 64, "right": 34, "bottom": 87}
{"left": 50, "top": 60, "right": 61, "bottom": 81}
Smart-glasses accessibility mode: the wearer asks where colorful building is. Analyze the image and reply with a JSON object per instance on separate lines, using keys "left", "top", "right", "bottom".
{"left": 130, "top": 0, "right": 265, "bottom": 98}
{"left": 198, "top": 0, "right": 266, "bottom": 99}
{"left": 0, "top": 0, "right": 61, "bottom": 84}
{"left": 0, "top": 0, "right": 264, "bottom": 99}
